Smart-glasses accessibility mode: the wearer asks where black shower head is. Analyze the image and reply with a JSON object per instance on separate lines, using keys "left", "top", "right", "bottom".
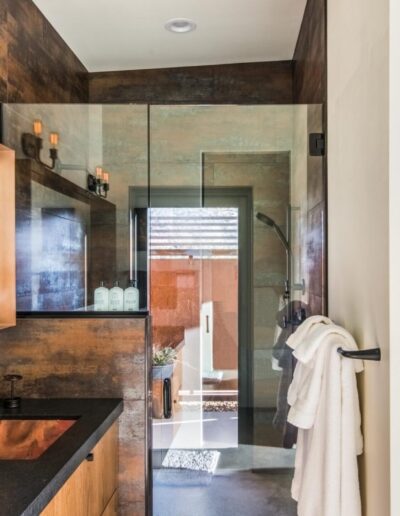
{"left": 256, "top": 212, "right": 275, "bottom": 227}
{"left": 256, "top": 211, "right": 290, "bottom": 252}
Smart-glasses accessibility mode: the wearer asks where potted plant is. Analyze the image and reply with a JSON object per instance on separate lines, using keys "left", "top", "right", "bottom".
{"left": 152, "top": 346, "right": 177, "bottom": 379}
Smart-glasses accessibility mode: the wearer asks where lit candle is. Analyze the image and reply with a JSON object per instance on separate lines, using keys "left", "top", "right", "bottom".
{"left": 95, "top": 166, "right": 103, "bottom": 180}
{"left": 33, "top": 119, "right": 42, "bottom": 136}
{"left": 49, "top": 132, "right": 59, "bottom": 148}
{"left": 103, "top": 171, "right": 109, "bottom": 184}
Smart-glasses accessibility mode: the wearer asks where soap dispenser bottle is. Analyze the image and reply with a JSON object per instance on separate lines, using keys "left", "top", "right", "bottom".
{"left": 94, "top": 281, "right": 109, "bottom": 311}
{"left": 109, "top": 281, "right": 124, "bottom": 311}
{"left": 124, "top": 280, "right": 140, "bottom": 311}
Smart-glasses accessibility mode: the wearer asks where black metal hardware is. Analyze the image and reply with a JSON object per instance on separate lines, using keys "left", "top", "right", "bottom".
{"left": 87, "top": 172, "right": 109, "bottom": 198}
{"left": 282, "top": 308, "right": 307, "bottom": 329}
{"left": 22, "top": 128, "right": 110, "bottom": 197}
{"left": 86, "top": 452, "right": 94, "bottom": 462}
{"left": 309, "top": 133, "right": 325, "bottom": 156}
{"left": 3, "top": 374, "right": 23, "bottom": 409}
{"left": 49, "top": 147, "right": 58, "bottom": 169}
{"left": 21, "top": 133, "right": 58, "bottom": 170}
{"left": 163, "top": 378, "right": 172, "bottom": 419}
{"left": 87, "top": 174, "right": 98, "bottom": 193}
{"left": 337, "top": 347, "right": 381, "bottom": 361}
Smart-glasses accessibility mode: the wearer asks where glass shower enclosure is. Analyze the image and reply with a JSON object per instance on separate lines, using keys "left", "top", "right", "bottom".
{"left": 1, "top": 102, "right": 325, "bottom": 516}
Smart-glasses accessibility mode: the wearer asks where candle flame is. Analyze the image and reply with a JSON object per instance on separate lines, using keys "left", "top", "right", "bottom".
{"left": 49, "top": 132, "right": 59, "bottom": 147}
{"left": 33, "top": 119, "right": 42, "bottom": 136}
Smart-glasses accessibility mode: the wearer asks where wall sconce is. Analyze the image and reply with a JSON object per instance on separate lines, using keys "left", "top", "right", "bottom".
{"left": 49, "top": 132, "right": 59, "bottom": 169}
{"left": 22, "top": 120, "right": 111, "bottom": 198}
{"left": 87, "top": 166, "right": 110, "bottom": 198}
{"left": 21, "top": 120, "right": 60, "bottom": 170}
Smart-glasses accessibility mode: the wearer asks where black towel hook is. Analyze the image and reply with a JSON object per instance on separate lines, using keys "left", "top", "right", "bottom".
{"left": 337, "top": 347, "right": 381, "bottom": 361}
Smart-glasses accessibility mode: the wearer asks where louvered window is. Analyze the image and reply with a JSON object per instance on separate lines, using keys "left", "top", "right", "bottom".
{"left": 149, "top": 207, "right": 238, "bottom": 259}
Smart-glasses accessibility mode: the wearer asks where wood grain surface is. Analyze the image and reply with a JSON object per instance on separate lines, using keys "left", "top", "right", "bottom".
{"left": 0, "top": 0, "right": 88, "bottom": 103}
{"left": 89, "top": 61, "right": 294, "bottom": 104}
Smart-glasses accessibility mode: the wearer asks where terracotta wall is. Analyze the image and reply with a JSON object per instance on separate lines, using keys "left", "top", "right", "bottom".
{"left": 0, "top": 316, "right": 148, "bottom": 516}
{"left": 151, "top": 259, "right": 238, "bottom": 371}
{"left": 0, "top": 0, "right": 88, "bottom": 103}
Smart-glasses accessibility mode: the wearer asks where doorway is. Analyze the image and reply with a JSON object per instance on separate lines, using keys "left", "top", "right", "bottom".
{"left": 146, "top": 187, "right": 252, "bottom": 452}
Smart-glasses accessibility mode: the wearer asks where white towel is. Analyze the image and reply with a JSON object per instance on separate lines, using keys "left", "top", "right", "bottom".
{"left": 286, "top": 314, "right": 332, "bottom": 351}
{"left": 287, "top": 321, "right": 363, "bottom": 516}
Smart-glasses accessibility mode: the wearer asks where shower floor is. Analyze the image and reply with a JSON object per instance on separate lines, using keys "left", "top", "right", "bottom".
{"left": 153, "top": 468, "right": 297, "bottom": 516}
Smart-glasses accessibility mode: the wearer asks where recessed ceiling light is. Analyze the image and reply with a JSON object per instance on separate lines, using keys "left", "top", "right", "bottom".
{"left": 165, "top": 18, "right": 197, "bottom": 33}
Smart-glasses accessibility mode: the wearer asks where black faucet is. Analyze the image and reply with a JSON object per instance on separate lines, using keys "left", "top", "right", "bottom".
{"left": 3, "top": 374, "right": 23, "bottom": 409}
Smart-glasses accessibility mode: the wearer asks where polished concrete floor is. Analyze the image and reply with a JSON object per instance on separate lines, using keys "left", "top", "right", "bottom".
{"left": 153, "top": 469, "right": 297, "bottom": 516}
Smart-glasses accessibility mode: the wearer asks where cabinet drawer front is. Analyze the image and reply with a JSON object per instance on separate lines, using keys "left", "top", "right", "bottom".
{"left": 89, "top": 422, "right": 118, "bottom": 513}
{"left": 41, "top": 422, "right": 118, "bottom": 516}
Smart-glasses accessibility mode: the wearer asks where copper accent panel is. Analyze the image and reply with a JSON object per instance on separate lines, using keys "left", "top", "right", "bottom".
{"left": 0, "top": 145, "right": 16, "bottom": 330}
{"left": 0, "top": 419, "right": 75, "bottom": 460}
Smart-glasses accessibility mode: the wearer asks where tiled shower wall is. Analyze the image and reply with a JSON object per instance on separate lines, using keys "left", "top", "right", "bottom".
{"left": 204, "top": 151, "right": 290, "bottom": 408}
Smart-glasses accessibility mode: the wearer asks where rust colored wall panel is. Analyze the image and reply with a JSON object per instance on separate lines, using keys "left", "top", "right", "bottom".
{"left": 0, "top": 0, "right": 88, "bottom": 103}
{"left": 89, "top": 61, "right": 293, "bottom": 104}
{"left": 151, "top": 259, "right": 239, "bottom": 370}
{"left": 0, "top": 316, "right": 147, "bottom": 514}
{"left": 293, "top": 0, "right": 327, "bottom": 314}
{"left": 293, "top": 0, "right": 326, "bottom": 104}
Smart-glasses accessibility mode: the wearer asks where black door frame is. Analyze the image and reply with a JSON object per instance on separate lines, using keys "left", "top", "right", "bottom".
{"left": 130, "top": 184, "right": 254, "bottom": 423}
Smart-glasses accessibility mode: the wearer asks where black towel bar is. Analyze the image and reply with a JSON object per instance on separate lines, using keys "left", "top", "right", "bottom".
{"left": 337, "top": 347, "right": 381, "bottom": 361}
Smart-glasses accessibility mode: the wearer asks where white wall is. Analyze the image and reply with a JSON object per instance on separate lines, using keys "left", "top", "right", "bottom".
{"left": 328, "top": 0, "right": 390, "bottom": 514}
{"left": 390, "top": 0, "right": 400, "bottom": 514}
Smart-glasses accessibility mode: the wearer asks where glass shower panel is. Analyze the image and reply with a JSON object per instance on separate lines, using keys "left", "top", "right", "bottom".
{"left": 149, "top": 105, "right": 324, "bottom": 516}
{"left": 2, "top": 103, "right": 149, "bottom": 312}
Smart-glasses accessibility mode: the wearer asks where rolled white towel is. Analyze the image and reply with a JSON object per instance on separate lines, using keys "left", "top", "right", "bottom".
{"left": 286, "top": 315, "right": 332, "bottom": 350}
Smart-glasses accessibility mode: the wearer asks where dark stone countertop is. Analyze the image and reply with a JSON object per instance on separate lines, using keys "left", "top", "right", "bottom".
{"left": 0, "top": 398, "right": 123, "bottom": 516}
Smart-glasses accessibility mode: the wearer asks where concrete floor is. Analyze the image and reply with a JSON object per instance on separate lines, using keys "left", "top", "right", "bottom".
{"left": 153, "top": 469, "right": 297, "bottom": 516}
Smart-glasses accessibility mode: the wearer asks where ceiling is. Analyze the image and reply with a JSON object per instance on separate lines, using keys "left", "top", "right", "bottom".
{"left": 33, "top": 0, "right": 307, "bottom": 73}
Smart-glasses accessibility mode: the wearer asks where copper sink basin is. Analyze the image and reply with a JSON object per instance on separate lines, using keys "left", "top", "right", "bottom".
{"left": 0, "top": 419, "right": 76, "bottom": 460}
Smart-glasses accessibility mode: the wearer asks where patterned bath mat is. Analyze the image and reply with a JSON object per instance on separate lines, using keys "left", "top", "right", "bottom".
{"left": 162, "top": 449, "right": 221, "bottom": 474}
{"left": 154, "top": 449, "right": 221, "bottom": 487}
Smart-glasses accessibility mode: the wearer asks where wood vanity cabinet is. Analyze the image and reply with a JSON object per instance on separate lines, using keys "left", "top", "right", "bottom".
{"left": 0, "top": 145, "right": 16, "bottom": 330}
{"left": 41, "top": 422, "right": 118, "bottom": 516}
